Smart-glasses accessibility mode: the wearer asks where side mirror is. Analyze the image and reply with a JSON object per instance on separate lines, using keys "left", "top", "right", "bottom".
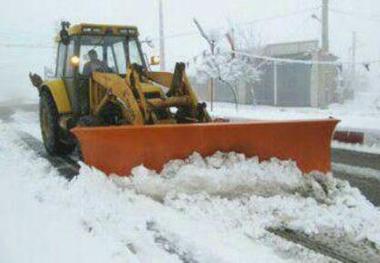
{"left": 150, "top": 56, "right": 160, "bottom": 66}
{"left": 60, "top": 21, "right": 71, "bottom": 46}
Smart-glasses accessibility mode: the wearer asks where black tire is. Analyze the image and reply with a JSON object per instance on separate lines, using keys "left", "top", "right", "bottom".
{"left": 39, "top": 89, "right": 75, "bottom": 155}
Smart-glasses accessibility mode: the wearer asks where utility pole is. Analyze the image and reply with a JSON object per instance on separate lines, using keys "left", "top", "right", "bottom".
{"left": 351, "top": 31, "right": 357, "bottom": 87}
{"left": 159, "top": 0, "right": 166, "bottom": 71}
{"left": 322, "top": 0, "right": 329, "bottom": 52}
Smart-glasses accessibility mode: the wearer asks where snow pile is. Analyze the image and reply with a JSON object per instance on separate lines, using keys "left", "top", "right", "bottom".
{"left": 117, "top": 152, "right": 380, "bottom": 245}
{"left": 121, "top": 152, "right": 309, "bottom": 201}
{"left": 0, "top": 123, "right": 332, "bottom": 263}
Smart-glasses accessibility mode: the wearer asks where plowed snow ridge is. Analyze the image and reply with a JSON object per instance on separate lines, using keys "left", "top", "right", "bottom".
{"left": 116, "top": 152, "right": 380, "bottom": 242}
{"left": 1, "top": 118, "right": 380, "bottom": 263}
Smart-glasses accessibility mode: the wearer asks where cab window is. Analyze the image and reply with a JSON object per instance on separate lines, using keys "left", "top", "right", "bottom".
{"left": 107, "top": 41, "right": 127, "bottom": 74}
{"left": 75, "top": 35, "right": 145, "bottom": 75}
{"left": 128, "top": 39, "right": 143, "bottom": 66}
{"left": 78, "top": 35, "right": 129, "bottom": 75}
{"left": 65, "top": 41, "right": 75, "bottom": 78}
{"left": 56, "top": 43, "right": 66, "bottom": 77}
{"left": 79, "top": 45, "right": 103, "bottom": 74}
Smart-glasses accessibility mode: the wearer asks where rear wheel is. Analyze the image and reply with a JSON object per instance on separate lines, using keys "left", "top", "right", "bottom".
{"left": 39, "top": 89, "right": 75, "bottom": 155}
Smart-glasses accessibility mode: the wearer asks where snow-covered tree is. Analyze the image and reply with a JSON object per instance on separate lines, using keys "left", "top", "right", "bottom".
{"left": 195, "top": 51, "right": 261, "bottom": 89}
{"left": 191, "top": 26, "right": 262, "bottom": 105}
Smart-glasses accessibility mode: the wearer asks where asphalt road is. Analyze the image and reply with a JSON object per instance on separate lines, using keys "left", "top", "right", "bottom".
{"left": 1, "top": 103, "right": 379, "bottom": 206}
{"left": 332, "top": 148, "right": 380, "bottom": 205}
{"left": 334, "top": 171, "right": 380, "bottom": 206}
{"left": 0, "top": 103, "right": 38, "bottom": 122}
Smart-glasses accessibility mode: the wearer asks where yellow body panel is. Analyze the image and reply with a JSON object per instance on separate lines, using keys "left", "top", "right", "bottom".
{"left": 42, "top": 80, "right": 72, "bottom": 114}
{"left": 146, "top": 71, "right": 173, "bottom": 88}
{"left": 91, "top": 72, "right": 144, "bottom": 125}
{"left": 140, "top": 83, "right": 164, "bottom": 95}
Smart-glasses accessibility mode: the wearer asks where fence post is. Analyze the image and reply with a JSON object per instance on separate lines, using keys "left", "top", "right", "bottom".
{"left": 273, "top": 61, "right": 278, "bottom": 106}
{"left": 209, "top": 78, "right": 214, "bottom": 111}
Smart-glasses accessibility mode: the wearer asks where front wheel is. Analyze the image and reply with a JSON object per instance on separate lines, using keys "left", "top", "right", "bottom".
{"left": 39, "top": 89, "right": 75, "bottom": 155}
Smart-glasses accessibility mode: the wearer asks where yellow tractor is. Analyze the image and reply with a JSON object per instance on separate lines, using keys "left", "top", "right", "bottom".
{"left": 30, "top": 21, "right": 338, "bottom": 177}
{"left": 30, "top": 22, "right": 211, "bottom": 155}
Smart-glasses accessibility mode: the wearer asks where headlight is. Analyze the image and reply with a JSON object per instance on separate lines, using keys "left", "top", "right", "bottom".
{"left": 70, "top": 56, "right": 80, "bottom": 67}
{"left": 150, "top": 56, "right": 160, "bottom": 66}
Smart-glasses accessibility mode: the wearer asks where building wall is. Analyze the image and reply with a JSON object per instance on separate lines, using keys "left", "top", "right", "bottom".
{"left": 276, "top": 62, "right": 312, "bottom": 106}
{"left": 191, "top": 78, "right": 243, "bottom": 105}
{"left": 255, "top": 62, "right": 312, "bottom": 107}
{"left": 255, "top": 64, "right": 275, "bottom": 105}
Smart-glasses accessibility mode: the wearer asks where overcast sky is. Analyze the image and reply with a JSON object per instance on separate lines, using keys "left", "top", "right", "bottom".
{"left": 1, "top": 0, "right": 380, "bottom": 72}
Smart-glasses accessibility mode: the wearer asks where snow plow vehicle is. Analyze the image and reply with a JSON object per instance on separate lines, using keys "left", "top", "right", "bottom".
{"left": 30, "top": 22, "right": 339, "bottom": 176}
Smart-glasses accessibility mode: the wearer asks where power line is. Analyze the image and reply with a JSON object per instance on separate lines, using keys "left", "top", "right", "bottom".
{"left": 0, "top": 43, "right": 54, "bottom": 49}
{"left": 0, "top": 6, "right": 325, "bottom": 50}
{"left": 330, "top": 8, "right": 380, "bottom": 22}
{"left": 231, "top": 50, "right": 380, "bottom": 66}
{"left": 240, "top": 6, "right": 321, "bottom": 26}
{"left": 0, "top": 29, "right": 53, "bottom": 40}
{"left": 150, "top": 6, "right": 322, "bottom": 42}
{"left": 0, "top": 7, "right": 321, "bottom": 48}
{"left": 188, "top": 49, "right": 380, "bottom": 67}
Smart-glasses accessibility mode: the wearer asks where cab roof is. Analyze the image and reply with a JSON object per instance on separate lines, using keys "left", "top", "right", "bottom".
{"left": 55, "top": 23, "right": 139, "bottom": 42}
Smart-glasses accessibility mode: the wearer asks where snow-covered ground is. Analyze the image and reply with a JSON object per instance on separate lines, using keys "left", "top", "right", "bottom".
{"left": 1, "top": 111, "right": 380, "bottom": 262}
{"left": 210, "top": 101, "right": 380, "bottom": 133}
{"left": 210, "top": 97, "right": 380, "bottom": 149}
{"left": 332, "top": 163, "right": 380, "bottom": 182}
{"left": 332, "top": 141, "right": 380, "bottom": 155}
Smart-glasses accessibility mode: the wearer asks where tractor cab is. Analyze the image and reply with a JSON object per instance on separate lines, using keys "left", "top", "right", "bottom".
{"left": 56, "top": 22, "right": 150, "bottom": 116}
{"left": 61, "top": 29, "right": 146, "bottom": 76}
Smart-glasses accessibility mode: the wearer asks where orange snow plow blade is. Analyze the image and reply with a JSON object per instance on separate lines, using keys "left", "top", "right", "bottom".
{"left": 72, "top": 119, "right": 339, "bottom": 176}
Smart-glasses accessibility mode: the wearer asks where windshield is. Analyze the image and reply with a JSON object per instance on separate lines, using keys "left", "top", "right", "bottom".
{"left": 78, "top": 35, "right": 145, "bottom": 74}
{"left": 129, "top": 39, "right": 143, "bottom": 65}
